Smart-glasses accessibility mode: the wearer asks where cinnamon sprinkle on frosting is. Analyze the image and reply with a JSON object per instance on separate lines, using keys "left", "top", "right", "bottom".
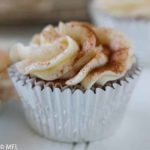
{"left": 10, "top": 21, "right": 136, "bottom": 89}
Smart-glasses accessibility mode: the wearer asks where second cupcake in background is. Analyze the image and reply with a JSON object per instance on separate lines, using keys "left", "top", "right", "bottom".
{"left": 89, "top": 0, "right": 150, "bottom": 66}
{"left": 9, "top": 21, "right": 140, "bottom": 142}
{"left": 0, "top": 50, "right": 16, "bottom": 113}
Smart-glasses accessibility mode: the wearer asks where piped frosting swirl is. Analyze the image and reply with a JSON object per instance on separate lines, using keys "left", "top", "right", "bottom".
{"left": 10, "top": 21, "right": 136, "bottom": 89}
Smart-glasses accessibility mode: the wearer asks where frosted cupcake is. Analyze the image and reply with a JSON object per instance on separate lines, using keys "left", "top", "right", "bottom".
{"left": 0, "top": 50, "right": 12, "bottom": 113}
{"left": 9, "top": 21, "right": 140, "bottom": 142}
{"left": 89, "top": 0, "right": 150, "bottom": 66}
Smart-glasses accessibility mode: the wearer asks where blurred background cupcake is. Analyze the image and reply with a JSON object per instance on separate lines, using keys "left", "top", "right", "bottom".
{"left": 0, "top": 50, "right": 17, "bottom": 113}
{"left": 89, "top": 0, "right": 150, "bottom": 67}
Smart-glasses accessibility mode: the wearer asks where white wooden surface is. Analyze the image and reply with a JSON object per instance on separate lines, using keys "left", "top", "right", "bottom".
{"left": 0, "top": 69, "right": 150, "bottom": 150}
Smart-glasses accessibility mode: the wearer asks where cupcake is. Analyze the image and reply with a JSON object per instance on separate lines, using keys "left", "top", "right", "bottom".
{"left": 89, "top": 0, "right": 150, "bottom": 66}
{"left": 0, "top": 50, "right": 12, "bottom": 113}
{"left": 9, "top": 21, "right": 140, "bottom": 142}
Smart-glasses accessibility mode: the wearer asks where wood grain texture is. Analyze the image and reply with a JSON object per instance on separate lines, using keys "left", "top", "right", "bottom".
{"left": 0, "top": 0, "right": 89, "bottom": 24}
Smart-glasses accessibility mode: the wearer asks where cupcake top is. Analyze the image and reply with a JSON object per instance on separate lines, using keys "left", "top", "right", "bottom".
{"left": 10, "top": 21, "right": 136, "bottom": 89}
{"left": 93, "top": 0, "right": 150, "bottom": 18}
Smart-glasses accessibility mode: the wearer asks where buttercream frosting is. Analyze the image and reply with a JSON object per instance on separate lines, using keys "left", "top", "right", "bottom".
{"left": 10, "top": 22, "right": 136, "bottom": 89}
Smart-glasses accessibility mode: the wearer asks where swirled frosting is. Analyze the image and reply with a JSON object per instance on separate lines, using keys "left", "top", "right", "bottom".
{"left": 10, "top": 21, "right": 136, "bottom": 89}
{"left": 94, "top": 0, "right": 150, "bottom": 18}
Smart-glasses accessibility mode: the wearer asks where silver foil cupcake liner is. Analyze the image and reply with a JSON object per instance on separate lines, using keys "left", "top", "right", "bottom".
{"left": 89, "top": 2, "right": 150, "bottom": 66}
{"left": 9, "top": 67, "right": 140, "bottom": 143}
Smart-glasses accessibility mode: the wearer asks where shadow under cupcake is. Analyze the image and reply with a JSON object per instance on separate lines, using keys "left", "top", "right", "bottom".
{"left": 9, "top": 21, "right": 140, "bottom": 143}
